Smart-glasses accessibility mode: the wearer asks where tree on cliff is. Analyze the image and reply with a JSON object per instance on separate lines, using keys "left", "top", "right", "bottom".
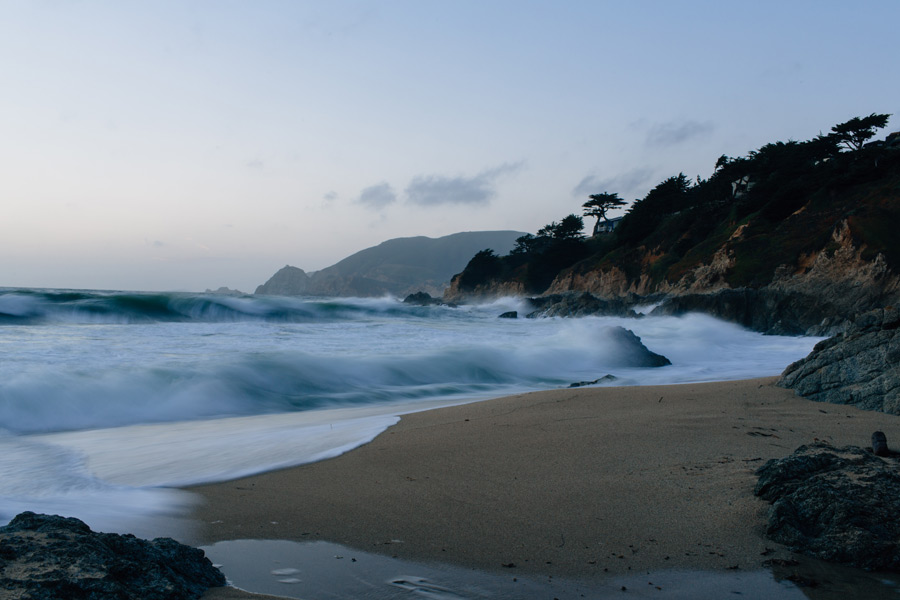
{"left": 582, "top": 192, "right": 627, "bottom": 236}
{"left": 830, "top": 113, "right": 891, "bottom": 151}
{"left": 545, "top": 214, "right": 586, "bottom": 240}
{"left": 457, "top": 249, "right": 503, "bottom": 290}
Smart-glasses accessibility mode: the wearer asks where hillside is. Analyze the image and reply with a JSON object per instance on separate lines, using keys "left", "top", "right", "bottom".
{"left": 444, "top": 115, "right": 900, "bottom": 333}
{"left": 256, "top": 230, "right": 525, "bottom": 297}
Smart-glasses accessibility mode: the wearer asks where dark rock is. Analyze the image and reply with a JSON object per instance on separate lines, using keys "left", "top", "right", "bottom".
{"left": 604, "top": 327, "right": 671, "bottom": 368}
{"left": 524, "top": 292, "right": 641, "bottom": 319}
{"left": 755, "top": 443, "right": 900, "bottom": 571}
{"left": 498, "top": 311, "right": 517, "bottom": 319}
{"left": 569, "top": 374, "right": 618, "bottom": 388}
{"left": 872, "top": 431, "right": 889, "bottom": 457}
{"left": 0, "top": 512, "right": 225, "bottom": 599}
{"left": 403, "top": 291, "right": 443, "bottom": 306}
{"left": 650, "top": 288, "right": 844, "bottom": 336}
{"left": 778, "top": 307, "right": 900, "bottom": 414}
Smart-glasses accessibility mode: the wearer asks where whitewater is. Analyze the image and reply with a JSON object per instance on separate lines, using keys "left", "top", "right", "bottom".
{"left": 0, "top": 288, "right": 821, "bottom": 537}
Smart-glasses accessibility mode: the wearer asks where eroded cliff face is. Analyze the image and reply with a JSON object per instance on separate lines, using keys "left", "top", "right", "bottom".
{"left": 545, "top": 219, "right": 900, "bottom": 318}
{"left": 442, "top": 275, "right": 525, "bottom": 303}
{"left": 768, "top": 220, "right": 900, "bottom": 314}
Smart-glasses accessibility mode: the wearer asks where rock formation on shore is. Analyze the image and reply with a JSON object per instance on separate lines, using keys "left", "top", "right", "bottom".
{"left": 0, "top": 512, "right": 225, "bottom": 599}
{"left": 601, "top": 326, "right": 671, "bottom": 367}
{"left": 778, "top": 308, "right": 900, "bottom": 414}
{"left": 755, "top": 442, "right": 900, "bottom": 571}
{"left": 523, "top": 291, "right": 641, "bottom": 319}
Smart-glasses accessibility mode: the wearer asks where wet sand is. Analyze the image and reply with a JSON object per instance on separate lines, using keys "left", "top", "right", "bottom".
{"left": 194, "top": 378, "right": 900, "bottom": 598}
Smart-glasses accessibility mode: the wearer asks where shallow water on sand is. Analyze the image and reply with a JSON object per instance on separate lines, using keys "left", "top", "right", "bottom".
{"left": 202, "top": 539, "right": 900, "bottom": 600}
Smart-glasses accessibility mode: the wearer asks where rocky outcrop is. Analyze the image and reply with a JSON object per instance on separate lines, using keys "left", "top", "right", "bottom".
{"left": 402, "top": 291, "right": 455, "bottom": 307}
{"left": 0, "top": 512, "right": 225, "bottom": 599}
{"left": 601, "top": 326, "right": 671, "bottom": 367}
{"left": 650, "top": 288, "right": 844, "bottom": 336}
{"left": 254, "top": 265, "right": 311, "bottom": 295}
{"left": 755, "top": 442, "right": 900, "bottom": 571}
{"left": 523, "top": 291, "right": 642, "bottom": 319}
{"left": 511, "top": 218, "right": 900, "bottom": 335}
{"left": 778, "top": 308, "right": 900, "bottom": 413}
{"left": 518, "top": 287, "right": 845, "bottom": 336}
{"left": 546, "top": 244, "right": 738, "bottom": 298}
{"left": 546, "top": 266, "right": 656, "bottom": 298}
{"left": 768, "top": 220, "right": 900, "bottom": 318}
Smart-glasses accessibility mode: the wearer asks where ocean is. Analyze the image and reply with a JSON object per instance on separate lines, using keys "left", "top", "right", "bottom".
{"left": 0, "top": 288, "right": 820, "bottom": 536}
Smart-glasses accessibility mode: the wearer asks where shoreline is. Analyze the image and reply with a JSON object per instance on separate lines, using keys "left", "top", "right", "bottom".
{"left": 190, "top": 378, "right": 900, "bottom": 597}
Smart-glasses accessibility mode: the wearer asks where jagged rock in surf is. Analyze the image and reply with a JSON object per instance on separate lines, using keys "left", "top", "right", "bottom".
{"left": 498, "top": 311, "right": 517, "bottom": 319}
{"left": 778, "top": 307, "right": 900, "bottom": 414}
{"left": 524, "top": 291, "right": 640, "bottom": 319}
{"left": 649, "top": 288, "right": 844, "bottom": 336}
{"left": 603, "top": 327, "right": 671, "bottom": 368}
{"left": 755, "top": 442, "right": 900, "bottom": 571}
{"left": 0, "top": 512, "right": 225, "bottom": 600}
{"left": 403, "top": 291, "right": 445, "bottom": 306}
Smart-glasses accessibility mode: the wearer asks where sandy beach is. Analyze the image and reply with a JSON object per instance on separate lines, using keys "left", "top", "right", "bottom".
{"left": 193, "top": 377, "right": 900, "bottom": 598}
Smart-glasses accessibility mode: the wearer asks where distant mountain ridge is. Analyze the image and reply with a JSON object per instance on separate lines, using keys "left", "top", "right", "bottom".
{"left": 255, "top": 230, "right": 526, "bottom": 297}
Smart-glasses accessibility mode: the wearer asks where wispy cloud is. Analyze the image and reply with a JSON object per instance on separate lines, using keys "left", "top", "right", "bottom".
{"left": 246, "top": 158, "right": 264, "bottom": 169}
{"left": 646, "top": 120, "right": 715, "bottom": 147}
{"left": 357, "top": 182, "right": 397, "bottom": 210}
{"left": 405, "top": 162, "right": 524, "bottom": 207}
{"left": 321, "top": 190, "right": 338, "bottom": 208}
{"left": 572, "top": 168, "right": 657, "bottom": 200}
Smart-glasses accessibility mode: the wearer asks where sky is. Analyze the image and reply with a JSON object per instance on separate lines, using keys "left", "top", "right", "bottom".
{"left": 2, "top": 1, "right": 898, "bottom": 292}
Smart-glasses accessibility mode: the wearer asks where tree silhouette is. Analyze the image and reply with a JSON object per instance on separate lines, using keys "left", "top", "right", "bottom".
{"left": 583, "top": 192, "right": 627, "bottom": 235}
{"left": 554, "top": 214, "right": 586, "bottom": 240}
{"left": 830, "top": 113, "right": 890, "bottom": 151}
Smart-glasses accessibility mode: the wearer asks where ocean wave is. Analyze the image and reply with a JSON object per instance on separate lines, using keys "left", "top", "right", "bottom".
{"left": 0, "top": 289, "right": 443, "bottom": 325}
{"left": 0, "top": 322, "right": 678, "bottom": 434}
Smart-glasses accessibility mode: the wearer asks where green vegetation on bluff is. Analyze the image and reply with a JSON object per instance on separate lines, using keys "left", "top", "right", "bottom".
{"left": 454, "top": 114, "right": 900, "bottom": 296}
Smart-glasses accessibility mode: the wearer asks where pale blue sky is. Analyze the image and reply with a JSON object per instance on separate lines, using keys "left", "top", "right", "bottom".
{"left": 2, "top": 1, "right": 898, "bottom": 291}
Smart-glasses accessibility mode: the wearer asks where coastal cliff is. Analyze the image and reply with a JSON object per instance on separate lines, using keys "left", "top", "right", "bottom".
{"left": 444, "top": 116, "right": 900, "bottom": 334}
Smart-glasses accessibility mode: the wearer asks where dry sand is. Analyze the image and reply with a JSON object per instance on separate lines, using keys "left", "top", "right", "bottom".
{"left": 194, "top": 377, "right": 900, "bottom": 598}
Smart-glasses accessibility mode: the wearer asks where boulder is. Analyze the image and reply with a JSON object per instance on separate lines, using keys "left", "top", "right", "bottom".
{"left": 402, "top": 291, "right": 456, "bottom": 308}
{"left": 755, "top": 442, "right": 900, "bottom": 571}
{"left": 403, "top": 291, "right": 442, "bottom": 306}
{"left": 778, "top": 307, "right": 900, "bottom": 414}
{"left": 0, "top": 512, "right": 225, "bottom": 599}
{"left": 604, "top": 327, "right": 671, "bottom": 368}
{"left": 498, "top": 311, "right": 517, "bottom": 319}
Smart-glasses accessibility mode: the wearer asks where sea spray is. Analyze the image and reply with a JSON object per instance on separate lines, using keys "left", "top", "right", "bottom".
{"left": 0, "top": 290, "right": 821, "bottom": 533}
